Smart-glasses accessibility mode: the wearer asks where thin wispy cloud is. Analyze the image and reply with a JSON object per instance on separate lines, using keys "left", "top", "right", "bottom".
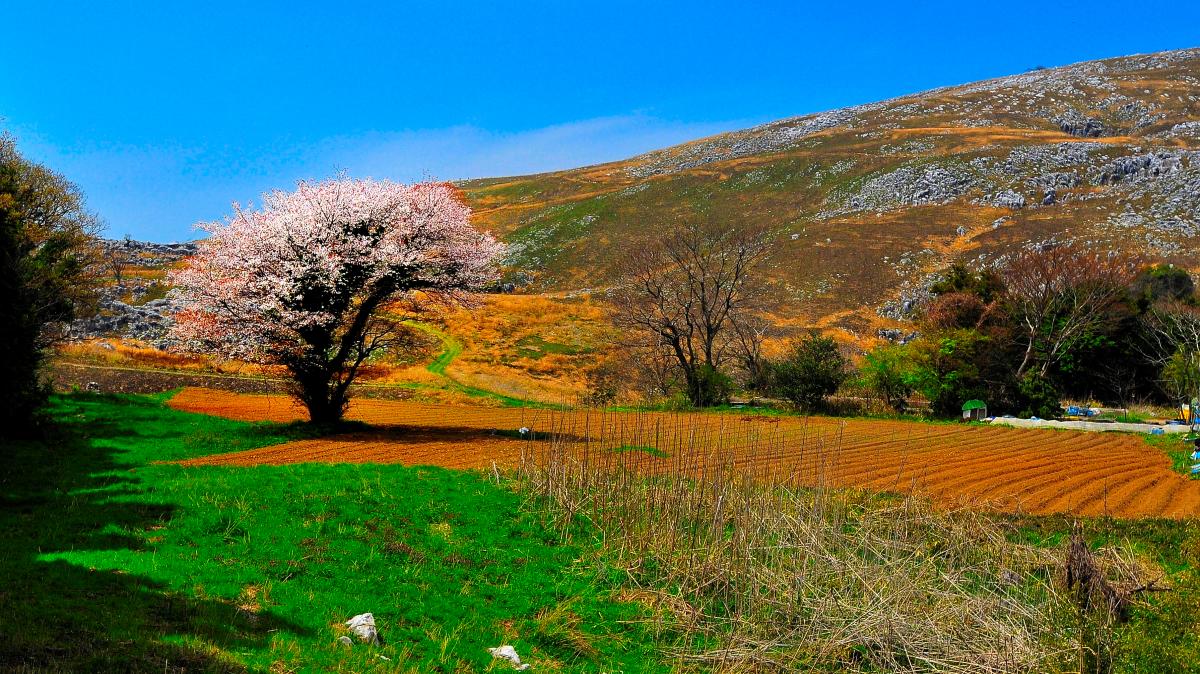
{"left": 10, "top": 114, "right": 753, "bottom": 241}
{"left": 314, "top": 114, "right": 754, "bottom": 182}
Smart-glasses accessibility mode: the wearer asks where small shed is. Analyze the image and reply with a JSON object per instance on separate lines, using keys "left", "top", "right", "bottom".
{"left": 962, "top": 399, "right": 988, "bottom": 421}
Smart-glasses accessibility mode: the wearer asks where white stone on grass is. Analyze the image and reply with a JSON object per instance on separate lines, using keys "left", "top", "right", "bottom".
{"left": 488, "top": 644, "right": 532, "bottom": 670}
{"left": 345, "top": 612, "right": 382, "bottom": 645}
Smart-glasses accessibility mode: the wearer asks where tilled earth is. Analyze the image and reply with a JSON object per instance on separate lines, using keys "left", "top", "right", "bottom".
{"left": 168, "top": 388, "right": 1200, "bottom": 519}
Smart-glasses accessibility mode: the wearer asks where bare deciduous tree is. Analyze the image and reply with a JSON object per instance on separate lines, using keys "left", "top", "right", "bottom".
{"left": 633, "top": 338, "right": 683, "bottom": 400}
{"left": 729, "top": 311, "right": 777, "bottom": 391}
{"left": 1002, "top": 244, "right": 1137, "bottom": 378}
{"left": 103, "top": 234, "right": 133, "bottom": 287}
{"left": 612, "top": 222, "right": 771, "bottom": 406}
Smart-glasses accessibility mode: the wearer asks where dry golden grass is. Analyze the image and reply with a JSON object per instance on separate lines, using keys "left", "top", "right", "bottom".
{"left": 519, "top": 414, "right": 1159, "bottom": 673}
{"left": 58, "top": 294, "right": 617, "bottom": 405}
{"left": 57, "top": 340, "right": 281, "bottom": 377}
{"left": 439, "top": 293, "right": 616, "bottom": 401}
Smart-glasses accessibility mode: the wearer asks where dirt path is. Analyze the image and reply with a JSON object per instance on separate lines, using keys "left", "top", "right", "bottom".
{"left": 168, "top": 388, "right": 1200, "bottom": 519}
{"left": 402, "top": 320, "right": 536, "bottom": 406}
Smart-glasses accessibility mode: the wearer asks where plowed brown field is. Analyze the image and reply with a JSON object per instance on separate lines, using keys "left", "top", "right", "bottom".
{"left": 168, "top": 388, "right": 1200, "bottom": 519}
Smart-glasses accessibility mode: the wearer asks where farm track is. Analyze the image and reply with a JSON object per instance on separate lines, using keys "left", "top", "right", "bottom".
{"left": 168, "top": 388, "right": 1200, "bottom": 519}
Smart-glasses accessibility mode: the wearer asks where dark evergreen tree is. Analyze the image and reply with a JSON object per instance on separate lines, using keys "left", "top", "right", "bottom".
{"left": 0, "top": 135, "right": 100, "bottom": 436}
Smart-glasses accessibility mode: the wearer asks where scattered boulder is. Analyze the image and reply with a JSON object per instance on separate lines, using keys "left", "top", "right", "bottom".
{"left": 1109, "top": 98, "right": 1164, "bottom": 131}
{"left": 1028, "top": 171, "right": 1080, "bottom": 191}
{"left": 991, "top": 190, "right": 1026, "bottom": 209}
{"left": 69, "top": 296, "right": 179, "bottom": 345}
{"left": 1054, "top": 109, "right": 1105, "bottom": 137}
{"left": 102, "top": 237, "right": 197, "bottom": 271}
{"left": 907, "top": 166, "right": 976, "bottom": 205}
{"left": 876, "top": 328, "right": 919, "bottom": 345}
{"left": 345, "top": 613, "right": 383, "bottom": 645}
{"left": 1093, "top": 151, "right": 1185, "bottom": 185}
{"left": 625, "top": 104, "right": 880, "bottom": 178}
{"left": 1160, "top": 120, "right": 1200, "bottom": 140}
{"left": 878, "top": 289, "right": 933, "bottom": 321}
{"left": 1042, "top": 189, "right": 1056, "bottom": 205}
{"left": 831, "top": 163, "right": 977, "bottom": 216}
{"left": 488, "top": 645, "right": 532, "bottom": 671}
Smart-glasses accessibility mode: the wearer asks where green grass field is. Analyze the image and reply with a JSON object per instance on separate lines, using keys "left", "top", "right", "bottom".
{"left": 4, "top": 392, "right": 1200, "bottom": 672}
{"left": 1143, "top": 431, "right": 1200, "bottom": 477}
{"left": 0, "top": 392, "right": 664, "bottom": 672}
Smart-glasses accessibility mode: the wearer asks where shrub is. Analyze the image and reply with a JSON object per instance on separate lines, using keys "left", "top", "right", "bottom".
{"left": 691, "top": 363, "right": 733, "bottom": 408}
{"left": 860, "top": 345, "right": 915, "bottom": 412}
{"left": 769, "top": 334, "right": 847, "bottom": 412}
{"left": 1132, "top": 263, "right": 1195, "bottom": 308}
{"left": 923, "top": 292, "right": 1000, "bottom": 331}
{"left": 1016, "top": 371, "right": 1063, "bottom": 419}
{"left": 1161, "top": 349, "right": 1200, "bottom": 402}
{"left": 907, "top": 330, "right": 993, "bottom": 417}
{"left": 929, "top": 262, "right": 1005, "bottom": 302}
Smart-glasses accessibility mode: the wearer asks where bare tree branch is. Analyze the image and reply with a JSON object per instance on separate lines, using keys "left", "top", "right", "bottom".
{"left": 1002, "top": 244, "right": 1137, "bottom": 378}
{"left": 611, "top": 222, "right": 772, "bottom": 405}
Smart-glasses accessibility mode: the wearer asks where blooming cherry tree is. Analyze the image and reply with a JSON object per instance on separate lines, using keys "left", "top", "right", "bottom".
{"left": 170, "top": 178, "right": 503, "bottom": 423}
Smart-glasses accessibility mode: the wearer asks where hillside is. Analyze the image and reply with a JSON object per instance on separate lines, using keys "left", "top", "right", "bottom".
{"left": 461, "top": 48, "right": 1200, "bottom": 339}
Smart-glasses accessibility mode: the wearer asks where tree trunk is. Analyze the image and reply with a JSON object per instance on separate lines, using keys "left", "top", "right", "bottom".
{"left": 304, "top": 396, "right": 344, "bottom": 425}
{"left": 683, "top": 367, "right": 702, "bottom": 407}
{"left": 292, "top": 363, "right": 347, "bottom": 425}
{"left": 1016, "top": 336, "right": 1036, "bottom": 379}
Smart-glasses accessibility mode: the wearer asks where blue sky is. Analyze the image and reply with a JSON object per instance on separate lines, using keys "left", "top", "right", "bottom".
{"left": 3, "top": 1, "right": 1198, "bottom": 241}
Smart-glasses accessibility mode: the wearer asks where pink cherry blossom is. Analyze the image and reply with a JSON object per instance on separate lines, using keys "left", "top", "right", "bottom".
{"left": 170, "top": 177, "right": 503, "bottom": 422}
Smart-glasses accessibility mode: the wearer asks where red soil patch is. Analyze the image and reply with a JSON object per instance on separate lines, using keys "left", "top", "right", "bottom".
{"left": 182, "top": 427, "right": 528, "bottom": 470}
{"left": 168, "top": 388, "right": 1200, "bottom": 519}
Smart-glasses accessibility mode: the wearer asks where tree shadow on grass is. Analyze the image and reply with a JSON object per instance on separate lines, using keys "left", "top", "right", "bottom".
{"left": 0, "top": 397, "right": 311, "bottom": 672}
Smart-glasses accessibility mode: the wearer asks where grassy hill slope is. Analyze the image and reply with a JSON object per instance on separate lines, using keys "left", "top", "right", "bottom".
{"left": 461, "top": 48, "right": 1200, "bottom": 337}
